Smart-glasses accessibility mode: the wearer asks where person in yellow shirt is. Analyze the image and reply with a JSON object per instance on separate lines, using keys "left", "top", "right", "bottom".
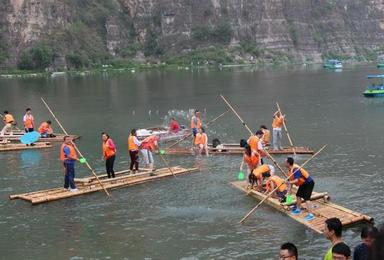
{"left": 1, "top": 111, "right": 15, "bottom": 137}
{"left": 323, "top": 218, "right": 344, "bottom": 260}
{"left": 272, "top": 111, "right": 285, "bottom": 150}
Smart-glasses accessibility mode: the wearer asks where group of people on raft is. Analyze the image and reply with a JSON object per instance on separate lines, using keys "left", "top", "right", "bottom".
{"left": 1, "top": 108, "right": 55, "bottom": 139}
{"left": 239, "top": 110, "right": 315, "bottom": 221}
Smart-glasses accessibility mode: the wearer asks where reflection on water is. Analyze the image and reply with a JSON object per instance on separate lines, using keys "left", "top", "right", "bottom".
{"left": 0, "top": 65, "right": 383, "bottom": 259}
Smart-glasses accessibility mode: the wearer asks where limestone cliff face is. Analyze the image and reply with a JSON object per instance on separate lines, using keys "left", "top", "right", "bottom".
{"left": 2, "top": 0, "right": 384, "bottom": 68}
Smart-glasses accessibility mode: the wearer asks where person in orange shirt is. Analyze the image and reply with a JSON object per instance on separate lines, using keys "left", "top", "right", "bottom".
{"left": 1, "top": 110, "right": 15, "bottom": 137}
{"left": 102, "top": 132, "right": 116, "bottom": 178}
{"left": 60, "top": 135, "right": 80, "bottom": 192}
{"left": 128, "top": 129, "right": 141, "bottom": 174}
{"left": 194, "top": 127, "right": 209, "bottom": 156}
{"left": 38, "top": 120, "right": 54, "bottom": 138}
{"left": 264, "top": 175, "right": 288, "bottom": 202}
{"left": 252, "top": 164, "right": 275, "bottom": 191}
{"left": 23, "top": 108, "right": 35, "bottom": 132}
{"left": 140, "top": 134, "right": 159, "bottom": 175}
{"left": 260, "top": 125, "right": 271, "bottom": 147}
{"left": 272, "top": 111, "right": 285, "bottom": 150}
{"left": 240, "top": 144, "right": 260, "bottom": 188}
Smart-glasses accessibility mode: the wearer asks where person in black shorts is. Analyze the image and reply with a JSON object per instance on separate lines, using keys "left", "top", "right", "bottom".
{"left": 285, "top": 157, "right": 315, "bottom": 221}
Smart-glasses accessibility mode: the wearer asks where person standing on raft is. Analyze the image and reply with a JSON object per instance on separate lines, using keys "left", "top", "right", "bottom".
{"left": 23, "top": 108, "right": 35, "bottom": 132}
{"left": 285, "top": 157, "right": 315, "bottom": 221}
{"left": 248, "top": 130, "right": 265, "bottom": 164}
{"left": 140, "top": 134, "right": 159, "bottom": 175}
{"left": 60, "top": 136, "right": 79, "bottom": 192}
{"left": 260, "top": 125, "right": 271, "bottom": 147}
{"left": 128, "top": 129, "right": 141, "bottom": 174}
{"left": 240, "top": 144, "right": 260, "bottom": 189}
{"left": 272, "top": 111, "right": 285, "bottom": 150}
{"left": 1, "top": 110, "right": 15, "bottom": 137}
{"left": 102, "top": 132, "right": 116, "bottom": 178}
{"left": 190, "top": 110, "right": 202, "bottom": 143}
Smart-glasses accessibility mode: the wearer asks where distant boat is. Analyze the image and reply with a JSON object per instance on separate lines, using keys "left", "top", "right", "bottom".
{"left": 377, "top": 55, "right": 384, "bottom": 68}
{"left": 363, "top": 74, "right": 384, "bottom": 97}
{"left": 323, "top": 59, "right": 343, "bottom": 69}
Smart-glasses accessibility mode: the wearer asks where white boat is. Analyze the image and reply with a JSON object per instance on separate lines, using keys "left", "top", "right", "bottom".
{"left": 136, "top": 126, "right": 190, "bottom": 142}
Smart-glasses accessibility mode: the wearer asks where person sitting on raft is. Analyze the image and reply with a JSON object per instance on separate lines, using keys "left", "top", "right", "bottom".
{"left": 194, "top": 127, "right": 209, "bottom": 156}
{"left": 252, "top": 164, "right": 275, "bottom": 191}
{"left": 285, "top": 157, "right": 315, "bottom": 221}
{"left": 240, "top": 144, "right": 260, "bottom": 189}
{"left": 38, "top": 120, "right": 55, "bottom": 138}
{"left": 265, "top": 174, "right": 288, "bottom": 202}
{"left": 169, "top": 117, "right": 180, "bottom": 133}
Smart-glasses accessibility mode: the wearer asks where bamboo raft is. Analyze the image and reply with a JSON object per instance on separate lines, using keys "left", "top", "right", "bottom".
{"left": 0, "top": 133, "right": 80, "bottom": 142}
{"left": 160, "top": 144, "right": 313, "bottom": 155}
{"left": 0, "top": 142, "right": 52, "bottom": 152}
{"left": 231, "top": 181, "right": 373, "bottom": 234}
{"left": 9, "top": 166, "right": 199, "bottom": 205}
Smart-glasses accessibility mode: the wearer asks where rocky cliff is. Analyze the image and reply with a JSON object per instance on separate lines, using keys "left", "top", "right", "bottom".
{"left": 1, "top": 0, "right": 384, "bottom": 69}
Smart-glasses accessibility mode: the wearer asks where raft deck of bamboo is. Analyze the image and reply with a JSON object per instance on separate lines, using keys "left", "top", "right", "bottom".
{"left": 0, "top": 133, "right": 80, "bottom": 142}
{"left": 0, "top": 142, "right": 52, "bottom": 152}
{"left": 9, "top": 166, "right": 198, "bottom": 205}
{"left": 231, "top": 181, "right": 373, "bottom": 234}
{"left": 161, "top": 145, "right": 313, "bottom": 155}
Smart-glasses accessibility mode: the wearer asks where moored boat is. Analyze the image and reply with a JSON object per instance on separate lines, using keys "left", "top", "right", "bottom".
{"left": 377, "top": 55, "right": 384, "bottom": 68}
{"left": 363, "top": 74, "right": 384, "bottom": 97}
{"left": 323, "top": 59, "right": 343, "bottom": 69}
{"left": 0, "top": 142, "right": 52, "bottom": 152}
{"left": 136, "top": 126, "right": 190, "bottom": 142}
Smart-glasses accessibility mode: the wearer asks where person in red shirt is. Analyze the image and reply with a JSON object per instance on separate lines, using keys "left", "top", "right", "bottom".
{"left": 169, "top": 118, "right": 180, "bottom": 133}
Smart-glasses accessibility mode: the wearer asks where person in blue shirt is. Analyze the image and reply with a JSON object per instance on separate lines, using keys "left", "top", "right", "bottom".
{"left": 353, "top": 226, "right": 379, "bottom": 260}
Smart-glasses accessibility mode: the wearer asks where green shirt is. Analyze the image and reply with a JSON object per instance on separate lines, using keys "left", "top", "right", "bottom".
{"left": 324, "top": 247, "right": 332, "bottom": 260}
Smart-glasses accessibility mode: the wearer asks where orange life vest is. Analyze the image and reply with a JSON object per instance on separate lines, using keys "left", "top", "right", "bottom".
{"left": 252, "top": 164, "right": 270, "bottom": 178}
{"left": 38, "top": 122, "right": 52, "bottom": 134}
{"left": 24, "top": 114, "right": 34, "bottom": 128}
{"left": 200, "top": 133, "right": 208, "bottom": 145}
{"left": 60, "top": 143, "right": 78, "bottom": 161}
{"left": 272, "top": 116, "right": 284, "bottom": 128}
{"left": 191, "top": 116, "right": 201, "bottom": 129}
{"left": 243, "top": 153, "right": 259, "bottom": 168}
{"left": 4, "top": 114, "right": 14, "bottom": 124}
{"left": 141, "top": 135, "right": 158, "bottom": 151}
{"left": 248, "top": 135, "right": 260, "bottom": 152}
{"left": 103, "top": 139, "right": 116, "bottom": 158}
{"left": 262, "top": 129, "right": 271, "bottom": 145}
{"left": 289, "top": 164, "right": 311, "bottom": 186}
{"left": 266, "top": 175, "right": 287, "bottom": 193}
{"left": 128, "top": 135, "right": 138, "bottom": 150}
{"left": 194, "top": 133, "right": 202, "bottom": 145}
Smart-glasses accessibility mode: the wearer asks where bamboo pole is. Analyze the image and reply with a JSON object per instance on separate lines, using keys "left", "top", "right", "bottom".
{"left": 276, "top": 102, "right": 296, "bottom": 156}
{"left": 239, "top": 145, "right": 327, "bottom": 224}
{"left": 40, "top": 97, "right": 111, "bottom": 197}
{"left": 220, "top": 95, "right": 287, "bottom": 177}
{"left": 167, "top": 110, "right": 229, "bottom": 149}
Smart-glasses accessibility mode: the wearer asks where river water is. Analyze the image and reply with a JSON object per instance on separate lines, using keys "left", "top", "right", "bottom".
{"left": 0, "top": 65, "right": 383, "bottom": 259}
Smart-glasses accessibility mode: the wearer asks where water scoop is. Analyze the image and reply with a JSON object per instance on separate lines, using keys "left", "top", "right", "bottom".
{"left": 79, "top": 158, "right": 86, "bottom": 164}
{"left": 238, "top": 171, "right": 245, "bottom": 180}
